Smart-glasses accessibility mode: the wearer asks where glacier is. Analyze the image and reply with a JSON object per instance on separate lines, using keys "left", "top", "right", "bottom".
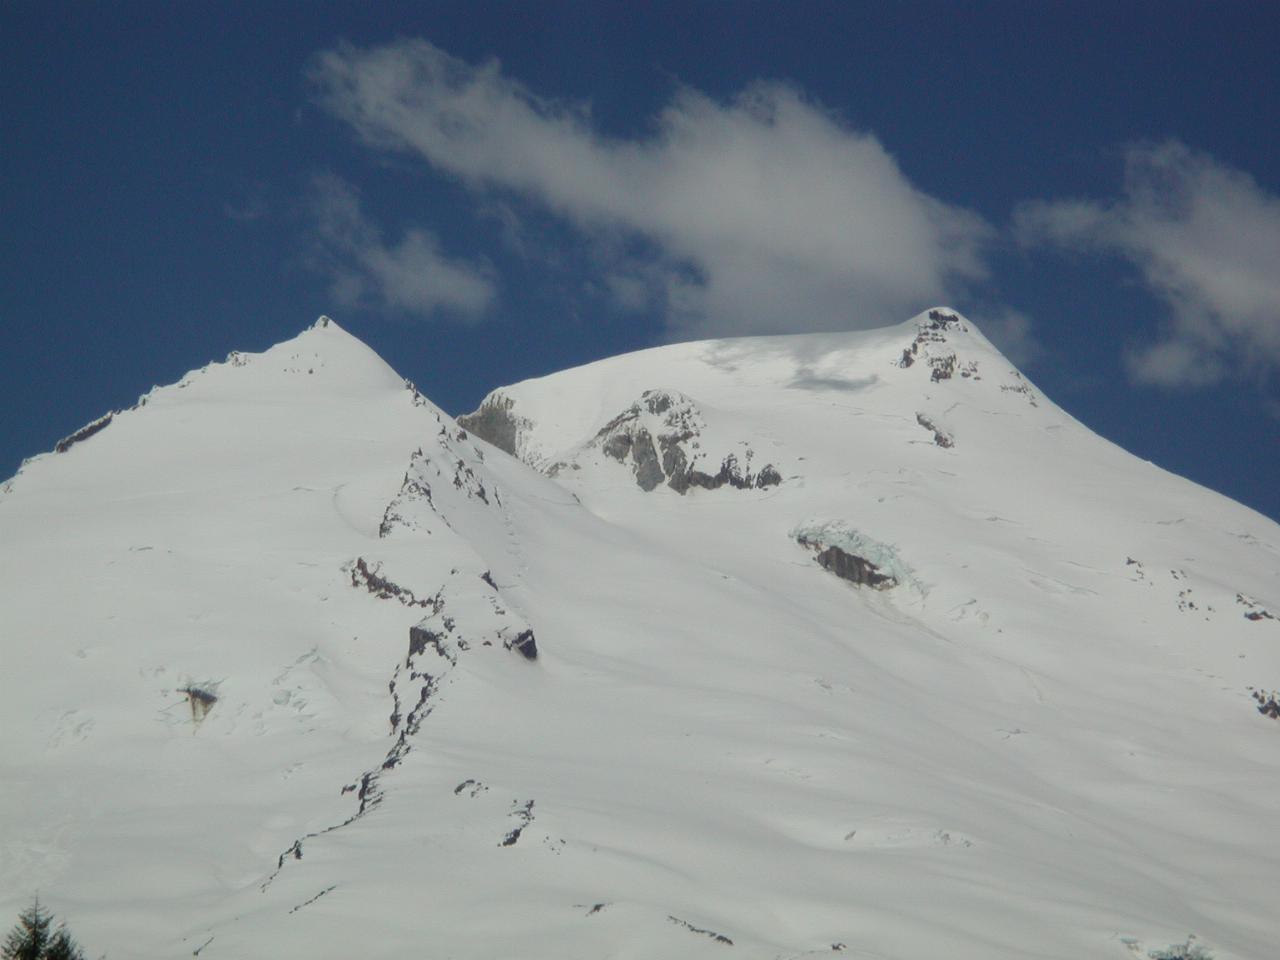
{"left": 1, "top": 310, "right": 1278, "bottom": 959}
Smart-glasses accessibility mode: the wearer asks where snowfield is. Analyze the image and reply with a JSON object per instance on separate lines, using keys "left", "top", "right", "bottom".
{"left": 2, "top": 311, "right": 1278, "bottom": 959}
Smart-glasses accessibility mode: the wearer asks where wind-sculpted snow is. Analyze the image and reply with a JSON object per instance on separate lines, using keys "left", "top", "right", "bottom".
{"left": 3, "top": 312, "right": 1280, "bottom": 960}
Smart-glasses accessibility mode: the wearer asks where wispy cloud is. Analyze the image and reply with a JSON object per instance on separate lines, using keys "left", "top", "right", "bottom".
{"left": 309, "top": 39, "right": 994, "bottom": 340}
{"left": 309, "top": 173, "right": 496, "bottom": 321}
{"left": 1016, "top": 141, "right": 1280, "bottom": 387}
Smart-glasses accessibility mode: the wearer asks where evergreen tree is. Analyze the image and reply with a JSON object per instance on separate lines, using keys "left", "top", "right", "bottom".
{"left": 2, "top": 899, "right": 51, "bottom": 960}
{"left": 41, "top": 929, "right": 84, "bottom": 960}
{"left": 2, "top": 901, "right": 85, "bottom": 960}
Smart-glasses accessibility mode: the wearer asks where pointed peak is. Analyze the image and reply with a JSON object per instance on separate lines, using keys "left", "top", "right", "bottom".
{"left": 898, "top": 306, "right": 1013, "bottom": 359}
{"left": 304, "top": 314, "right": 356, "bottom": 338}
{"left": 908, "top": 306, "right": 973, "bottom": 332}
{"left": 242, "top": 316, "right": 403, "bottom": 393}
{"left": 196, "top": 315, "right": 406, "bottom": 398}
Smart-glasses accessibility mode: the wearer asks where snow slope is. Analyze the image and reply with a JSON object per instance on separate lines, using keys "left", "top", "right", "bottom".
{"left": 2, "top": 311, "right": 1278, "bottom": 960}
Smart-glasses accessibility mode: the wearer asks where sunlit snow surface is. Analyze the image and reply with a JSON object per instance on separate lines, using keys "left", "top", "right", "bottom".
{"left": 2, "top": 312, "right": 1278, "bottom": 959}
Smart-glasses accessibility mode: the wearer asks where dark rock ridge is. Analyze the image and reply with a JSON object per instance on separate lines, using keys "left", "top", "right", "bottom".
{"left": 267, "top": 454, "right": 537, "bottom": 891}
{"left": 349, "top": 557, "right": 437, "bottom": 607}
{"left": 379, "top": 458, "right": 436, "bottom": 538}
{"left": 896, "top": 309, "right": 980, "bottom": 382}
{"left": 379, "top": 424, "right": 502, "bottom": 540}
{"left": 1238, "top": 593, "right": 1276, "bottom": 621}
{"left": 266, "top": 565, "right": 519, "bottom": 890}
{"left": 504, "top": 628, "right": 538, "bottom": 660}
{"left": 403, "top": 377, "right": 433, "bottom": 408}
{"left": 667, "top": 916, "right": 734, "bottom": 946}
{"left": 898, "top": 309, "right": 964, "bottom": 369}
{"left": 262, "top": 585, "right": 459, "bottom": 892}
{"left": 795, "top": 530, "right": 899, "bottom": 590}
{"left": 179, "top": 684, "right": 218, "bottom": 723}
{"left": 897, "top": 309, "right": 1054, "bottom": 413}
{"left": 55, "top": 412, "right": 115, "bottom": 453}
{"left": 1251, "top": 689, "right": 1280, "bottom": 719}
{"left": 596, "top": 389, "right": 782, "bottom": 494}
{"left": 288, "top": 885, "right": 336, "bottom": 915}
{"left": 806, "top": 542, "right": 896, "bottom": 589}
{"left": 375, "top": 441, "right": 533, "bottom": 664}
{"left": 999, "top": 374, "right": 1039, "bottom": 407}
{"left": 454, "top": 778, "right": 489, "bottom": 798}
{"left": 500, "top": 799, "right": 535, "bottom": 846}
{"left": 457, "top": 392, "right": 530, "bottom": 458}
{"left": 915, "top": 413, "right": 954, "bottom": 448}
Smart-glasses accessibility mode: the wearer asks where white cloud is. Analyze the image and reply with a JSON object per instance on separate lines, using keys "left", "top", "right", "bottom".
{"left": 309, "top": 39, "right": 993, "bottom": 339}
{"left": 1015, "top": 141, "right": 1280, "bottom": 387}
{"left": 309, "top": 173, "right": 496, "bottom": 321}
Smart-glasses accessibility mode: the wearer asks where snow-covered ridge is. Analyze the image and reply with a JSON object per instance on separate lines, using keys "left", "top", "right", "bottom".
{"left": 458, "top": 307, "right": 1043, "bottom": 471}
{"left": 3, "top": 312, "right": 1280, "bottom": 960}
{"left": 1, "top": 316, "right": 410, "bottom": 497}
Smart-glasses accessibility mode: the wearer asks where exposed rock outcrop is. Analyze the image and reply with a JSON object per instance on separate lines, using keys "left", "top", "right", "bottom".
{"left": 792, "top": 522, "right": 912, "bottom": 591}
{"left": 55, "top": 412, "right": 115, "bottom": 453}
{"left": 896, "top": 309, "right": 980, "bottom": 382}
{"left": 1252, "top": 689, "right": 1280, "bottom": 719}
{"left": 457, "top": 392, "right": 530, "bottom": 458}
{"left": 898, "top": 309, "right": 964, "bottom": 369}
{"left": 500, "top": 799, "right": 535, "bottom": 846}
{"left": 595, "top": 389, "right": 782, "bottom": 494}
{"left": 379, "top": 429, "right": 502, "bottom": 541}
{"left": 1238, "top": 593, "right": 1277, "bottom": 622}
{"left": 262, "top": 585, "right": 460, "bottom": 892}
{"left": 348, "top": 557, "right": 439, "bottom": 608}
{"left": 179, "top": 684, "right": 218, "bottom": 724}
{"left": 803, "top": 540, "right": 897, "bottom": 589}
{"left": 1000, "top": 373, "right": 1039, "bottom": 406}
{"left": 929, "top": 353, "right": 957, "bottom": 382}
{"left": 915, "top": 413, "right": 954, "bottom": 448}
{"left": 504, "top": 628, "right": 538, "bottom": 660}
{"left": 668, "top": 916, "right": 734, "bottom": 946}
{"left": 267, "top": 433, "right": 538, "bottom": 891}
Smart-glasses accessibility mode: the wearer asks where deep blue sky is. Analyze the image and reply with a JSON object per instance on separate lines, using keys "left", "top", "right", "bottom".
{"left": 4, "top": 2, "right": 1279, "bottom": 522}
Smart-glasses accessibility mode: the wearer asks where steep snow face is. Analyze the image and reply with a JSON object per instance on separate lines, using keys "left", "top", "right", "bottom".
{"left": 0, "top": 317, "right": 553, "bottom": 951}
{"left": 3, "top": 311, "right": 1280, "bottom": 960}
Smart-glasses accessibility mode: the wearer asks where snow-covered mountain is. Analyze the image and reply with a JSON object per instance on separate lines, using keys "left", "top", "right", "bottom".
{"left": 2, "top": 311, "right": 1277, "bottom": 960}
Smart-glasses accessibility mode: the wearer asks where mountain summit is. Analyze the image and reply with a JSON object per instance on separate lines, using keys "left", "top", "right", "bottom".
{"left": 2, "top": 311, "right": 1278, "bottom": 960}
